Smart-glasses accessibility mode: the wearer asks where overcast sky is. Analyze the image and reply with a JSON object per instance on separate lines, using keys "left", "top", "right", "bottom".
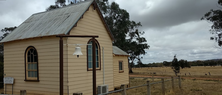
{"left": 0, "top": 0, "right": 222, "bottom": 64}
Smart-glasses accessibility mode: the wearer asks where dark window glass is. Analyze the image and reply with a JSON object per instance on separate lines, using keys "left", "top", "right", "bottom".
{"left": 87, "top": 40, "right": 100, "bottom": 69}
{"left": 30, "top": 54, "right": 33, "bottom": 62}
{"left": 119, "top": 62, "right": 123, "bottom": 70}
{"left": 28, "top": 56, "right": 31, "bottom": 62}
{"left": 26, "top": 47, "right": 38, "bottom": 78}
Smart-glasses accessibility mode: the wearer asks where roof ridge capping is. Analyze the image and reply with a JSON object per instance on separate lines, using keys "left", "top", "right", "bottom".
{"left": 0, "top": 0, "right": 115, "bottom": 43}
{"left": 0, "top": 0, "right": 94, "bottom": 43}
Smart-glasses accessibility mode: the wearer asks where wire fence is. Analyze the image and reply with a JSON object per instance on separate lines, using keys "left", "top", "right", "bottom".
{"left": 101, "top": 76, "right": 181, "bottom": 95}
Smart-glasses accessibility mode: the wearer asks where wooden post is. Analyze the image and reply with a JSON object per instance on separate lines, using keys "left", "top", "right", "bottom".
{"left": 147, "top": 81, "right": 151, "bottom": 95}
{"left": 56, "top": 35, "right": 99, "bottom": 95}
{"left": 171, "top": 77, "right": 174, "bottom": 91}
{"left": 161, "top": 78, "right": 165, "bottom": 95}
{"left": 92, "top": 37, "right": 97, "bottom": 95}
{"left": 178, "top": 76, "right": 181, "bottom": 89}
{"left": 59, "top": 37, "right": 64, "bottom": 95}
{"left": 121, "top": 84, "right": 127, "bottom": 95}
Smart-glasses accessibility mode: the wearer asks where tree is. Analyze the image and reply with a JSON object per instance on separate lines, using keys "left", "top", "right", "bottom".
{"left": 46, "top": 5, "right": 60, "bottom": 11}
{"left": 1, "top": 26, "right": 17, "bottom": 40}
{"left": 179, "top": 59, "right": 191, "bottom": 68}
{"left": 46, "top": 0, "right": 150, "bottom": 73}
{"left": 201, "top": 0, "right": 222, "bottom": 46}
{"left": 184, "top": 60, "right": 191, "bottom": 68}
{"left": 47, "top": 0, "right": 81, "bottom": 11}
{"left": 55, "top": 0, "right": 66, "bottom": 6}
{"left": 46, "top": 0, "right": 67, "bottom": 11}
{"left": 179, "top": 59, "right": 185, "bottom": 69}
{"left": 0, "top": 26, "right": 16, "bottom": 55}
{"left": 96, "top": 0, "right": 150, "bottom": 73}
{"left": 136, "top": 59, "right": 147, "bottom": 67}
{"left": 0, "top": 26, "right": 16, "bottom": 88}
{"left": 163, "top": 61, "right": 171, "bottom": 66}
{"left": 171, "top": 55, "right": 180, "bottom": 76}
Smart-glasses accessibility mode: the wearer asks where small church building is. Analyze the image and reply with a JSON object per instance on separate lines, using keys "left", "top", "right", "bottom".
{"left": 0, "top": 0, "right": 129, "bottom": 95}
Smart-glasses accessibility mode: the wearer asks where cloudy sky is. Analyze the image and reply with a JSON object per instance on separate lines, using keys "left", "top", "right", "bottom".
{"left": 0, "top": 0, "right": 222, "bottom": 64}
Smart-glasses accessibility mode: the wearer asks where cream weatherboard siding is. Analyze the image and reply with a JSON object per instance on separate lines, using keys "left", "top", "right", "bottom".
{"left": 4, "top": 36, "right": 69, "bottom": 95}
{"left": 3, "top": 3, "right": 129, "bottom": 95}
{"left": 113, "top": 55, "right": 129, "bottom": 88}
{"left": 66, "top": 5, "right": 113, "bottom": 95}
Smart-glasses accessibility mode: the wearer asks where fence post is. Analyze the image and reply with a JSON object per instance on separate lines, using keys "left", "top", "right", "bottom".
{"left": 161, "top": 78, "right": 165, "bottom": 95}
{"left": 121, "top": 84, "right": 127, "bottom": 95}
{"left": 171, "top": 77, "right": 174, "bottom": 91}
{"left": 147, "top": 81, "right": 151, "bottom": 95}
{"left": 178, "top": 76, "right": 181, "bottom": 89}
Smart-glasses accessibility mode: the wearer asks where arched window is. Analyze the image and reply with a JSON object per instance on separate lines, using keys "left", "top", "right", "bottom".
{"left": 25, "top": 46, "right": 39, "bottom": 81}
{"left": 87, "top": 39, "right": 101, "bottom": 70}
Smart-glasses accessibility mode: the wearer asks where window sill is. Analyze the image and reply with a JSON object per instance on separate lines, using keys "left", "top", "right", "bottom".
{"left": 119, "top": 71, "right": 124, "bottom": 73}
{"left": 24, "top": 80, "right": 40, "bottom": 82}
{"left": 87, "top": 68, "right": 101, "bottom": 71}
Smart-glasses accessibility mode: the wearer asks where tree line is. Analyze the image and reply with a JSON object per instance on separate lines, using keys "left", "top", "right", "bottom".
{"left": 163, "top": 59, "right": 191, "bottom": 68}
{"left": 133, "top": 59, "right": 222, "bottom": 68}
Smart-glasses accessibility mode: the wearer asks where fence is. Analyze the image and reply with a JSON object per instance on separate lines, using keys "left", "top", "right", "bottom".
{"left": 102, "top": 76, "right": 182, "bottom": 95}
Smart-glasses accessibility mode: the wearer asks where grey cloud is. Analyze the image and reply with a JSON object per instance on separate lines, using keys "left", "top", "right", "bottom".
{"left": 142, "top": 47, "right": 222, "bottom": 64}
{"left": 0, "top": 0, "right": 54, "bottom": 30}
{"left": 140, "top": 20, "right": 218, "bottom": 63}
{"left": 145, "top": 21, "right": 213, "bottom": 50}
{"left": 116, "top": 0, "right": 219, "bottom": 29}
{"left": 1, "top": 0, "right": 221, "bottom": 64}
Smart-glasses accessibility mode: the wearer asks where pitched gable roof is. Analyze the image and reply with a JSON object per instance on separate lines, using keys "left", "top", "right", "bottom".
{"left": 113, "top": 46, "right": 129, "bottom": 56}
{"left": 1, "top": 0, "right": 114, "bottom": 43}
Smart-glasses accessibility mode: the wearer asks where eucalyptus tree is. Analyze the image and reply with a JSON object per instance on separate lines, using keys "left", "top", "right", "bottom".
{"left": 201, "top": 0, "right": 222, "bottom": 47}
{"left": 172, "top": 55, "right": 180, "bottom": 76}
{"left": 0, "top": 26, "right": 16, "bottom": 88}
{"left": 46, "top": 0, "right": 150, "bottom": 73}
{"left": 96, "top": 0, "right": 150, "bottom": 72}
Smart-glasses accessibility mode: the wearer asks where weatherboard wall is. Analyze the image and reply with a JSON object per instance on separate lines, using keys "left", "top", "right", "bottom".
{"left": 4, "top": 36, "right": 69, "bottom": 95}
{"left": 113, "top": 55, "right": 129, "bottom": 88}
{"left": 3, "top": 3, "right": 128, "bottom": 95}
{"left": 67, "top": 5, "right": 114, "bottom": 95}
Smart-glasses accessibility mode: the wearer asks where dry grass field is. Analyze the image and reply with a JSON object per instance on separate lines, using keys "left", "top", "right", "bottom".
{"left": 110, "top": 66, "right": 222, "bottom": 95}
{"left": 0, "top": 66, "right": 221, "bottom": 95}
{"left": 132, "top": 66, "right": 222, "bottom": 78}
{"left": 110, "top": 78, "right": 222, "bottom": 95}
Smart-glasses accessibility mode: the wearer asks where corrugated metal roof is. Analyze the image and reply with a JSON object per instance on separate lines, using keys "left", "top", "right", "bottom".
{"left": 1, "top": 0, "right": 94, "bottom": 43}
{"left": 113, "top": 46, "right": 129, "bottom": 56}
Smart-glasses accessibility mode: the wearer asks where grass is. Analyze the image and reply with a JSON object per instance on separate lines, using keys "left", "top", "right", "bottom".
{"left": 109, "top": 66, "right": 222, "bottom": 95}
{"left": 131, "top": 66, "right": 222, "bottom": 78}
{"left": 178, "top": 79, "right": 222, "bottom": 95}
{"left": 0, "top": 66, "right": 221, "bottom": 95}
{"left": 109, "top": 78, "right": 222, "bottom": 95}
{"left": 110, "top": 78, "right": 171, "bottom": 95}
